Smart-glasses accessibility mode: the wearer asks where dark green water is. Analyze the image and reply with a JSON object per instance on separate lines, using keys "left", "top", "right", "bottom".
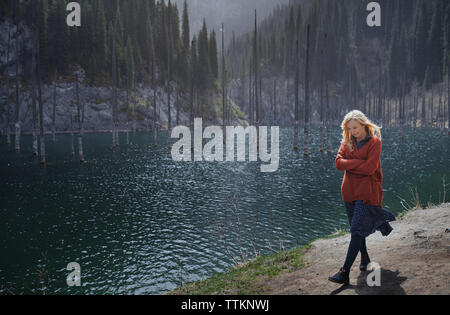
{"left": 1, "top": 127, "right": 449, "bottom": 294}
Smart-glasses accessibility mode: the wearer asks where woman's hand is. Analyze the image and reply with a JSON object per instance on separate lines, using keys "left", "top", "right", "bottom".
{"left": 335, "top": 143, "right": 365, "bottom": 171}
{"left": 346, "top": 140, "right": 382, "bottom": 176}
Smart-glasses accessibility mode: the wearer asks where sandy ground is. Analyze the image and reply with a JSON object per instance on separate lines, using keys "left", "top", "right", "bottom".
{"left": 263, "top": 203, "right": 450, "bottom": 295}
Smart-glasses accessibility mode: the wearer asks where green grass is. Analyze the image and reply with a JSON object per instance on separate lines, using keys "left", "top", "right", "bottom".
{"left": 168, "top": 229, "right": 348, "bottom": 295}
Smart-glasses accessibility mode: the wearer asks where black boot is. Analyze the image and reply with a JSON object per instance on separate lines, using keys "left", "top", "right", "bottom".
{"left": 328, "top": 268, "right": 350, "bottom": 285}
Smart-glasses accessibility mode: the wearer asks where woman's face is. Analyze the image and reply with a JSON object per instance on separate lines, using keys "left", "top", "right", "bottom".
{"left": 346, "top": 119, "right": 367, "bottom": 140}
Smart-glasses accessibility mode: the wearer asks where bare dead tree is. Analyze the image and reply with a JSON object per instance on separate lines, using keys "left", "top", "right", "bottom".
{"left": 75, "top": 71, "right": 84, "bottom": 163}
{"left": 412, "top": 80, "right": 419, "bottom": 128}
{"left": 133, "top": 73, "right": 137, "bottom": 134}
{"left": 430, "top": 84, "right": 434, "bottom": 128}
{"left": 421, "top": 82, "right": 426, "bottom": 128}
{"left": 324, "top": 33, "right": 331, "bottom": 154}
{"left": 36, "top": 27, "right": 45, "bottom": 165}
{"left": 222, "top": 23, "right": 226, "bottom": 143}
{"left": 254, "top": 9, "right": 259, "bottom": 128}
{"left": 31, "top": 6, "right": 38, "bottom": 155}
{"left": 303, "top": 24, "right": 311, "bottom": 157}
{"left": 294, "top": 38, "right": 299, "bottom": 151}
{"left": 152, "top": 42, "right": 158, "bottom": 148}
{"left": 111, "top": 25, "right": 118, "bottom": 149}
{"left": 70, "top": 112, "right": 75, "bottom": 156}
{"left": 14, "top": 2, "right": 21, "bottom": 152}
{"left": 176, "top": 86, "right": 180, "bottom": 126}
{"left": 320, "top": 32, "right": 326, "bottom": 153}
{"left": 438, "top": 82, "right": 444, "bottom": 133}
{"left": 5, "top": 18, "right": 12, "bottom": 146}
{"left": 167, "top": 10, "right": 172, "bottom": 149}
{"left": 447, "top": 73, "right": 450, "bottom": 134}
{"left": 52, "top": 69, "right": 57, "bottom": 143}
{"left": 273, "top": 79, "right": 277, "bottom": 125}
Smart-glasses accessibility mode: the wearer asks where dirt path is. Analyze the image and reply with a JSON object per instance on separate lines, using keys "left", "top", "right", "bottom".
{"left": 263, "top": 203, "right": 450, "bottom": 295}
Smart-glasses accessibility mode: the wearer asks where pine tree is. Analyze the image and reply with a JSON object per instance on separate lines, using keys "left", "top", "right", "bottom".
{"left": 197, "top": 19, "right": 211, "bottom": 91}
{"left": 443, "top": 2, "right": 450, "bottom": 76}
{"left": 387, "top": 2, "right": 401, "bottom": 97}
{"left": 156, "top": 1, "right": 168, "bottom": 83}
{"left": 113, "top": 4, "right": 124, "bottom": 86}
{"left": 182, "top": 0, "right": 190, "bottom": 52}
{"left": 414, "top": 0, "right": 428, "bottom": 83}
{"left": 94, "top": 0, "right": 107, "bottom": 78}
{"left": 55, "top": 0, "right": 69, "bottom": 75}
{"left": 253, "top": 10, "right": 259, "bottom": 125}
{"left": 427, "top": 0, "right": 444, "bottom": 83}
{"left": 209, "top": 30, "right": 219, "bottom": 80}
{"left": 190, "top": 35, "right": 198, "bottom": 123}
{"left": 126, "top": 37, "right": 135, "bottom": 93}
{"left": 169, "top": 1, "right": 180, "bottom": 62}
{"left": 37, "top": 0, "right": 48, "bottom": 80}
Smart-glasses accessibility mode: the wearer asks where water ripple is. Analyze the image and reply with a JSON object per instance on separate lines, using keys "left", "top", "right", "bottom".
{"left": 0, "top": 127, "right": 448, "bottom": 294}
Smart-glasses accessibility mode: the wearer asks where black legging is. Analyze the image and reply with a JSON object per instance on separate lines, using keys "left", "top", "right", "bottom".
{"left": 343, "top": 232, "right": 370, "bottom": 273}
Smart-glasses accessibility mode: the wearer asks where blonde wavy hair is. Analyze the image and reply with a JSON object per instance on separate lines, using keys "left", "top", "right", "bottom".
{"left": 340, "top": 110, "right": 382, "bottom": 152}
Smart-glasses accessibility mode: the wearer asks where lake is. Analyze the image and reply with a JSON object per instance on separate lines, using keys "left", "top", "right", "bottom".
{"left": 0, "top": 127, "right": 449, "bottom": 294}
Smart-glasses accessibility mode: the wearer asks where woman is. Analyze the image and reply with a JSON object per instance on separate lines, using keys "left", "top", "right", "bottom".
{"left": 328, "top": 110, "right": 396, "bottom": 285}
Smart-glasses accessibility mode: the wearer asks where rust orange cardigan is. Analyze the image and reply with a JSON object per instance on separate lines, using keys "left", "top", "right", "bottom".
{"left": 335, "top": 136, "right": 383, "bottom": 207}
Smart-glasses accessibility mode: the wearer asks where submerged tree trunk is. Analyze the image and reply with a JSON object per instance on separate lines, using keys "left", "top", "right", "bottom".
{"left": 438, "top": 83, "right": 443, "bottom": 133}
{"left": 6, "top": 106, "right": 11, "bottom": 146}
{"left": 126, "top": 73, "right": 130, "bottom": 145}
{"left": 133, "top": 72, "right": 137, "bottom": 133}
{"left": 421, "top": 85, "right": 426, "bottom": 128}
{"left": 320, "top": 33, "right": 326, "bottom": 153}
{"left": 78, "top": 134, "right": 84, "bottom": 162}
{"left": 303, "top": 24, "right": 311, "bottom": 158}
{"left": 222, "top": 23, "right": 226, "bottom": 143}
{"left": 386, "top": 97, "right": 390, "bottom": 127}
{"left": 167, "top": 18, "right": 172, "bottom": 149}
{"left": 32, "top": 65, "right": 38, "bottom": 155}
{"left": 190, "top": 81, "right": 193, "bottom": 142}
{"left": 37, "top": 38, "right": 45, "bottom": 164}
{"left": 5, "top": 18, "right": 12, "bottom": 146}
{"left": 326, "top": 80, "right": 331, "bottom": 154}
{"left": 254, "top": 10, "right": 259, "bottom": 147}
{"left": 273, "top": 79, "right": 277, "bottom": 125}
{"left": 30, "top": 10, "right": 38, "bottom": 156}
{"left": 293, "top": 39, "right": 299, "bottom": 151}
{"left": 249, "top": 71, "right": 253, "bottom": 126}
{"left": 75, "top": 72, "right": 84, "bottom": 163}
{"left": 70, "top": 114, "right": 75, "bottom": 156}
{"left": 430, "top": 86, "right": 434, "bottom": 128}
{"left": 52, "top": 69, "right": 57, "bottom": 143}
{"left": 176, "top": 89, "right": 180, "bottom": 126}
{"left": 399, "top": 86, "right": 404, "bottom": 139}
{"left": 414, "top": 91, "right": 418, "bottom": 129}
{"left": 447, "top": 74, "right": 450, "bottom": 134}
{"left": 322, "top": 32, "right": 331, "bottom": 154}
{"left": 14, "top": 28, "right": 21, "bottom": 152}
{"left": 167, "top": 82, "right": 171, "bottom": 148}
{"left": 153, "top": 57, "right": 158, "bottom": 147}
{"left": 229, "top": 87, "right": 233, "bottom": 124}
{"left": 111, "top": 27, "right": 118, "bottom": 149}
